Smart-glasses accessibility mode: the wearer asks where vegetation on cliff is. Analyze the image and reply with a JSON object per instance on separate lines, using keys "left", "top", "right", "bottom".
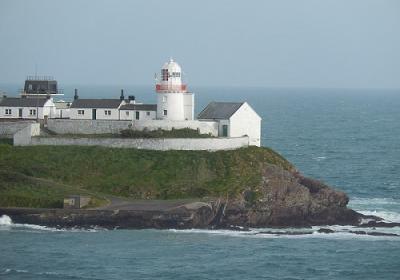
{"left": 0, "top": 140, "right": 293, "bottom": 208}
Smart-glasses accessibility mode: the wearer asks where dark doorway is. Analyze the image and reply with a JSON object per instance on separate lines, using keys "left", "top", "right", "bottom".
{"left": 222, "top": 125, "right": 228, "bottom": 137}
{"left": 92, "top": 109, "right": 97, "bottom": 120}
{"left": 19, "top": 108, "right": 23, "bottom": 118}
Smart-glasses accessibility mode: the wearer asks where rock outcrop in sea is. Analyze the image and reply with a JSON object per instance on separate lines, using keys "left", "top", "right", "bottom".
{"left": 0, "top": 163, "right": 370, "bottom": 229}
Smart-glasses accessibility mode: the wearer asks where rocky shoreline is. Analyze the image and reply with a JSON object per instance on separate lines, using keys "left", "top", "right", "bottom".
{"left": 1, "top": 164, "right": 397, "bottom": 231}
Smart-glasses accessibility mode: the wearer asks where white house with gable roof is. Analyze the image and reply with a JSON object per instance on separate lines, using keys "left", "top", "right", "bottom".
{"left": 0, "top": 97, "right": 56, "bottom": 120}
{"left": 198, "top": 102, "right": 261, "bottom": 146}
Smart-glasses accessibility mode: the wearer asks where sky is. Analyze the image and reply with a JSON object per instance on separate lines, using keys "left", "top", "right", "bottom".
{"left": 0, "top": 0, "right": 399, "bottom": 89}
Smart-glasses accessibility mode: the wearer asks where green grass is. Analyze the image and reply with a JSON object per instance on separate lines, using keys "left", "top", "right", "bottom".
{"left": 0, "top": 141, "right": 293, "bottom": 208}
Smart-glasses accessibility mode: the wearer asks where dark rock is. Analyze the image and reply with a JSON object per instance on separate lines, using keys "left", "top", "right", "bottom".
{"left": 349, "top": 230, "right": 399, "bottom": 237}
{"left": 258, "top": 230, "right": 313, "bottom": 235}
{"left": 317, "top": 228, "right": 335, "bottom": 234}
{"left": 218, "top": 164, "right": 363, "bottom": 228}
{"left": 359, "top": 221, "right": 400, "bottom": 228}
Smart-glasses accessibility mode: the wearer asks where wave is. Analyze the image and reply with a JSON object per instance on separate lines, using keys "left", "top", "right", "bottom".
{"left": 168, "top": 226, "right": 400, "bottom": 240}
{"left": 0, "top": 268, "right": 94, "bottom": 279}
{"left": 349, "top": 197, "right": 400, "bottom": 206}
{"left": 312, "top": 156, "right": 327, "bottom": 161}
{"left": 0, "top": 215, "right": 101, "bottom": 232}
{"left": 348, "top": 197, "right": 400, "bottom": 222}
{"left": 358, "top": 210, "right": 400, "bottom": 223}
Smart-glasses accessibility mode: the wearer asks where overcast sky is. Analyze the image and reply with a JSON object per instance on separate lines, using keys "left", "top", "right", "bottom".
{"left": 0, "top": 0, "right": 399, "bottom": 88}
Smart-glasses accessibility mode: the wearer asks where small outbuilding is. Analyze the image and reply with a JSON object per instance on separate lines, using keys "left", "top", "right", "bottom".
{"left": 198, "top": 102, "right": 261, "bottom": 146}
{"left": 63, "top": 195, "right": 91, "bottom": 209}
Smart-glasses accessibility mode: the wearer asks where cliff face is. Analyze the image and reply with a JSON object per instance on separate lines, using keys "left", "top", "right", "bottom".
{"left": 218, "top": 165, "right": 361, "bottom": 227}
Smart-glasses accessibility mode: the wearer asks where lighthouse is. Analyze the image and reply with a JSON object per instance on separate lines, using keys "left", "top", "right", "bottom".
{"left": 156, "top": 58, "right": 194, "bottom": 121}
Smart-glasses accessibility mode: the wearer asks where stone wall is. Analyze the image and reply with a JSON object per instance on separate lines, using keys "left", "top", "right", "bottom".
{"left": 0, "top": 121, "right": 35, "bottom": 138}
{"left": 13, "top": 123, "right": 40, "bottom": 145}
{"left": 28, "top": 136, "right": 249, "bottom": 151}
{"left": 47, "top": 119, "right": 219, "bottom": 136}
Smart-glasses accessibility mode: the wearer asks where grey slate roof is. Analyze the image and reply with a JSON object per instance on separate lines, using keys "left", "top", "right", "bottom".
{"left": 70, "top": 99, "right": 123, "bottom": 109}
{"left": 119, "top": 103, "right": 157, "bottom": 111}
{"left": 197, "top": 102, "right": 244, "bottom": 120}
{"left": 0, "top": 97, "right": 49, "bottom": 107}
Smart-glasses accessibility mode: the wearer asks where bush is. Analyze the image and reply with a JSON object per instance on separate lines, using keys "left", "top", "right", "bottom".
{"left": 120, "top": 128, "right": 213, "bottom": 138}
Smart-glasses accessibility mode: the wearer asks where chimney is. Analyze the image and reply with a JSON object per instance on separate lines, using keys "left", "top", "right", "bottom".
{"left": 128, "top": 95, "right": 135, "bottom": 104}
{"left": 120, "top": 89, "right": 125, "bottom": 101}
{"left": 74, "top": 89, "right": 79, "bottom": 100}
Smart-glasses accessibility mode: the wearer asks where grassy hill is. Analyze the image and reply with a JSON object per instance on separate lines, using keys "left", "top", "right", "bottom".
{"left": 0, "top": 139, "right": 293, "bottom": 208}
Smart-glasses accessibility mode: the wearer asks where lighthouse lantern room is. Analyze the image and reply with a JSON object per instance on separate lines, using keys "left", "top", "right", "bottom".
{"left": 156, "top": 58, "right": 194, "bottom": 121}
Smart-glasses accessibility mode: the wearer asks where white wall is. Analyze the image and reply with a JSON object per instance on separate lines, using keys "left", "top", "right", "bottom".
{"left": 27, "top": 135, "right": 249, "bottom": 151}
{"left": 0, "top": 99, "right": 56, "bottom": 120}
{"left": 119, "top": 110, "right": 156, "bottom": 121}
{"left": 70, "top": 108, "right": 120, "bottom": 120}
{"left": 183, "top": 93, "right": 194, "bottom": 120}
{"left": 157, "top": 93, "right": 185, "bottom": 120}
{"left": 54, "top": 108, "right": 70, "bottom": 119}
{"left": 229, "top": 102, "right": 261, "bottom": 146}
{"left": 13, "top": 123, "right": 40, "bottom": 145}
{"left": 47, "top": 119, "right": 219, "bottom": 136}
{"left": 0, "top": 121, "right": 35, "bottom": 138}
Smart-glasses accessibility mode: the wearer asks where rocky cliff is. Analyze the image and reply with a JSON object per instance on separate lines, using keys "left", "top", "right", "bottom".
{"left": 0, "top": 164, "right": 367, "bottom": 229}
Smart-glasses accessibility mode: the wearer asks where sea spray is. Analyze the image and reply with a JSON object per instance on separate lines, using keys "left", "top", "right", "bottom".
{"left": 0, "top": 215, "right": 12, "bottom": 226}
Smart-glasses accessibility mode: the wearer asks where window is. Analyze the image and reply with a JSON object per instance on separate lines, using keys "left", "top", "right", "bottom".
{"left": 5, "top": 109, "right": 11, "bottom": 115}
{"left": 29, "top": 109, "right": 36, "bottom": 116}
{"left": 163, "top": 96, "right": 167, "bottom": 102}
{"left": 105, "top": 110, "right": 111, "bottom": 116}
{"left": 162, "top": 69, "right": 168, "bottom": 81}
{"left": 163, "top": 110, "right": 167, "bottom": 116}
{"left": 78, "top": 110, "right": 85, "bottom": 115}
{"left": 135, "top": 111, "right": 140, "bottom": 120}
{"left": 125, "top": 111, "right": 129, "bottom": 116}
{"left": 171, "top": 72, "right": 180, "bottom": 78}
{"left": 146, "top": 112, "right": 150, "bottom": 116}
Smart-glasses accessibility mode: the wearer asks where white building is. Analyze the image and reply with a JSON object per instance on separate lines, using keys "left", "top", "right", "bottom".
{"left": 0, "top": 97, "right": 56, "bottom": 120}
{"left": 155, "top": 59, "right": 194, "bottom": 121}
{"left": 198, "top": 102, "right": 261, "bottom": 146}
{"left": 54, "top": 100, "right": 71, "bottom": 119}
{"left": 70, "top": 99, "right": 124, "bottom": 120}
{"left": 119, "top": 103, "right": 157, "bottom": 121}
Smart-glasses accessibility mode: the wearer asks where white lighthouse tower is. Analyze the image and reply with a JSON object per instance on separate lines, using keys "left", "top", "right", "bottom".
{"left": 156, "top": 58, "right": 194, "bottom": 121}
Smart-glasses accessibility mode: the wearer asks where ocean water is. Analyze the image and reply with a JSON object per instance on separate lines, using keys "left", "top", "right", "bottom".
{"left": 1, "top": 86, "right": 400, "bottom": 279}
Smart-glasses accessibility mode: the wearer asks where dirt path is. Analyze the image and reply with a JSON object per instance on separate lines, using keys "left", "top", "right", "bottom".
{"left": 96, "top": 196, "right": 198, "bottom": 211}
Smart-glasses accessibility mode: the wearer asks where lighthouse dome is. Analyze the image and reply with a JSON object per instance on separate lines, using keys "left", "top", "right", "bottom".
{"left": 162, "top": 58, "right": 181, "bottom": 73}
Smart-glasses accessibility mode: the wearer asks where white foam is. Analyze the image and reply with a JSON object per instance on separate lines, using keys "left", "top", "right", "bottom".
{"left": 313, "top": 156, "right": 327, "bottom": 161}
{"left": 0, "top": 215, "right": 12, "bottom": 226}
{"left": 358, "top": 210, "right": 400, "bottom": 223}
{"left": 349, "top": 197, "right": 400, "bottom": 206}
{"left": 168, "top": 226, "right": 400, "bottom": 240}
{"left": 0, "top": 215, "right": 101, "bottom": 232}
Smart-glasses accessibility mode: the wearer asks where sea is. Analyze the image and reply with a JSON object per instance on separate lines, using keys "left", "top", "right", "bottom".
{"left": 0, "top": 85, "right": 400, "bottom": 279}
